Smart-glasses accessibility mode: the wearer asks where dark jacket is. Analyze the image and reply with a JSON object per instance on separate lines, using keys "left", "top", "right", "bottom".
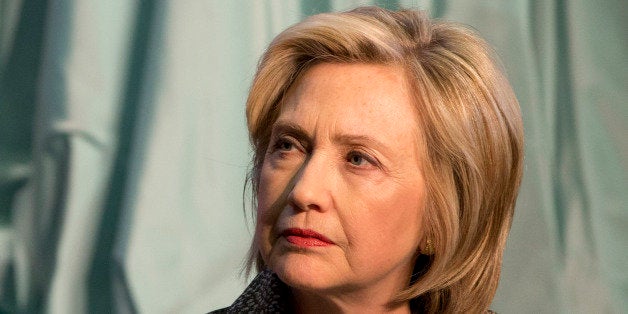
{"left": 210, "top": 269, "right": 496, "bottom": 313}
{"left": 210, "top": 270, "right": 292, "bottom": 313}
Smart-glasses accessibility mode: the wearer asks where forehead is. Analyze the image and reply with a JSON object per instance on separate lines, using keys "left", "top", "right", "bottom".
{"left": 278, "top": 63, "right": 421, "bottom": 141}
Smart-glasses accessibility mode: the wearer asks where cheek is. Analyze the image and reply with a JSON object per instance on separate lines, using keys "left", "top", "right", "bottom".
{"left": 255, "top": 162, "right": 290, "bottom": 251}
{"left": 256, "top": 177, "right": 273, "bottom": 220}
{"left": 256, "top": 166, "right": 276, "bottom": 226}
{"left": 386, "top": 185, "right": 425, "bottom": 234}
{"left": 345, "top": 181, "right": 425, "bottom": 255}
{"left": 257, "top": 162, "right": 281, "bottom": 212}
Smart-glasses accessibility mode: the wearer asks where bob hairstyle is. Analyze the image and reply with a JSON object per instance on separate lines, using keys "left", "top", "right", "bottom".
{"left": 245, "top": 6, "right": 523, "bottom": 313}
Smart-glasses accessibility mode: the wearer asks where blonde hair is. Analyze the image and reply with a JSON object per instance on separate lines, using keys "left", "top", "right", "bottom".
{"left": 245, "top": 6, "right": 523, "bottom": 313}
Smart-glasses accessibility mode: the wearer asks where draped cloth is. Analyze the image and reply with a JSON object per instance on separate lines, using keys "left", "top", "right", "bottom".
{"left": 0, "top": 1, "right": 625, "bottom": 313}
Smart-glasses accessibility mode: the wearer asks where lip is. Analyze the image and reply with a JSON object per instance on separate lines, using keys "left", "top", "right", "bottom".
{"left": 280, "top": 228, "right": 334, "bottom": 247}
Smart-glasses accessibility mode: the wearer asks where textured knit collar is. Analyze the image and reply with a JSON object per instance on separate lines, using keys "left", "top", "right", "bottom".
{"left": 212, "top": 270, "right": 495, "bottom": 313}
{"left": 213, "top": 269, "right": 292, "bottom": 313}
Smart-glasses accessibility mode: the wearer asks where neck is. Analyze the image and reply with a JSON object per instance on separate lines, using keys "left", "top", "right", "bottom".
{"left": 291, "top": 288, "right": 411, "bottom": 314}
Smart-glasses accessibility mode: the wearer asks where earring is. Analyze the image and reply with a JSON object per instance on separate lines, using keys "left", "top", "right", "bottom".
{"left": 424, "top": 239, "right": 434, "bottom": 255}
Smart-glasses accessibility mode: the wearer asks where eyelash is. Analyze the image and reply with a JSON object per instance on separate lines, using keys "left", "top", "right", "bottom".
{"left": 270, "top": 136, "right": 378, "bottom": 169}
{"left": 346, "top": 150, "right": 377, "bottom": 168}
{"left": 271, "top": 136, "right": 300, "bottom": 153}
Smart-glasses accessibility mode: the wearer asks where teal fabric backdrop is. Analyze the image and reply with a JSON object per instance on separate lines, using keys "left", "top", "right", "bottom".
{"left": 0, "top": 0, "right": 626, "bottom": 313}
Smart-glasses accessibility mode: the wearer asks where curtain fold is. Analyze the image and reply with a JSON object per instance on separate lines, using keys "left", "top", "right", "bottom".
{"left": 0, "top": 0, "right": 625, "bottom": 313}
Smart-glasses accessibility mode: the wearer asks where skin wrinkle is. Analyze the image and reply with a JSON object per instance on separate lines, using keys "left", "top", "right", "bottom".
{"left": 243, "top": 8, "right": 524, "bottom": 312}
{"left": 256, "top": 63, "right": 427, "bottom": 312}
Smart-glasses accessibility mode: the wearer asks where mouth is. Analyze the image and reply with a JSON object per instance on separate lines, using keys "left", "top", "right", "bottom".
{"left": 280, "top": 228, "right": 334, "bottom": 247}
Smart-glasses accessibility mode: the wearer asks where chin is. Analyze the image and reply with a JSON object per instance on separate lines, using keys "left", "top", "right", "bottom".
{"left": 269, "top": 252, "right": 338, "bottom": 292}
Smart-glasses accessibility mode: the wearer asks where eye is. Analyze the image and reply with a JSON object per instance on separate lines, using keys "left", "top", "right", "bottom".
{"left": 276, "top": 139, "right": 294, "bottom": 151}
{"left": 270, "top": 136, "right": 301, "bottom": 155}
{"left": 347, "top": 151, "right": 371, "bottom": 167}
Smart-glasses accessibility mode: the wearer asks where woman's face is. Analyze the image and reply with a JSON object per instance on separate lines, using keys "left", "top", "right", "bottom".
{"left": 256, "top": 63, "right": 427, "bottom": 297}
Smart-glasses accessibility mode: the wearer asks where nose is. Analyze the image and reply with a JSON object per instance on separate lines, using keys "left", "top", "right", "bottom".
{"left": 287, "top": 153, "right": 333, "bottom": 213}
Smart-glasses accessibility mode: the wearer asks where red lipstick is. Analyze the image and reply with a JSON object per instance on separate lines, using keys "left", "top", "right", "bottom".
{"left": 281, "top": 228, "right": 334, "bottom": 247}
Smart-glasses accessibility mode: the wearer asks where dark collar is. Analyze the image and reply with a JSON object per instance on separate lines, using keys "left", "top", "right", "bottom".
{"left": 210, "top": 270, "right": 495, "bottom": 313}
{"left": 211, "top": 269, "right": 292, "bottom": 313}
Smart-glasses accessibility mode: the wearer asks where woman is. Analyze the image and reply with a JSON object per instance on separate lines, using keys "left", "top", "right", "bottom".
{"left": 213, "top": 6, "right": 523, "bottom": 313}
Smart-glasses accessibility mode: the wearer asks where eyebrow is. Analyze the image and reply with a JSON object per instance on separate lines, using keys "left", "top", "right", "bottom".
{"left": 271, "top": 122, "right": 310, "bottom": 142}
{"left": 271, "top": 121, "right": 392, "bottom": 153}
{"left": 334, "top": 134, "right": 392, "bottom": 153}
